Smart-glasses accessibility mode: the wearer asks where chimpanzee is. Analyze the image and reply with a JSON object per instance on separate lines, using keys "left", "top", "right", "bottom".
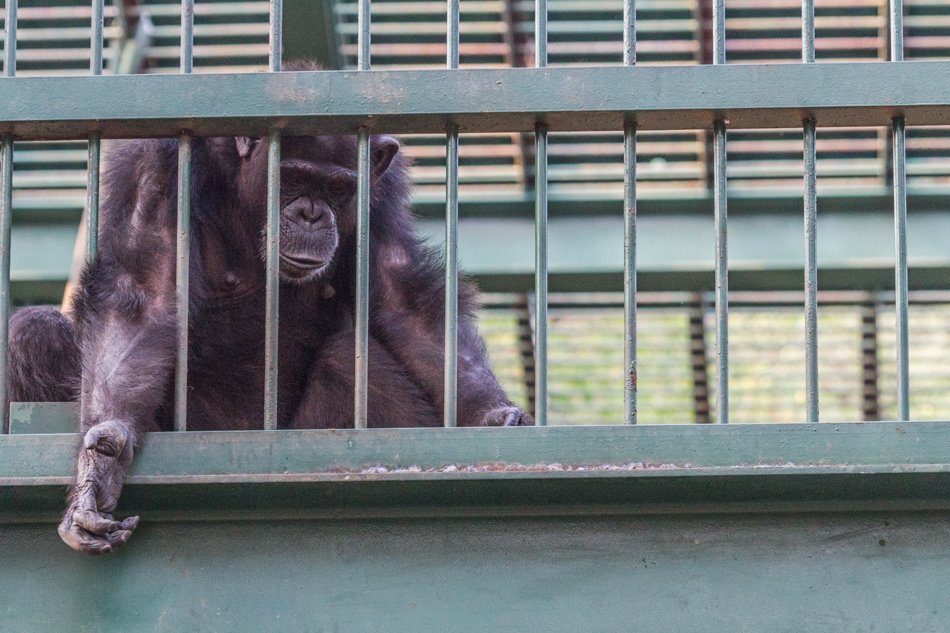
{"left": 6, "top": 129, "right": 530, "bottom": 554}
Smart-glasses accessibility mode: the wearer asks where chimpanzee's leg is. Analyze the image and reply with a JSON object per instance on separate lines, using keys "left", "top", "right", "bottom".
{"left": 290, "top": 330, "right": 441, "bottom": 429}
{"left": 6, "top": 306, "right": 81, "bottom": 406}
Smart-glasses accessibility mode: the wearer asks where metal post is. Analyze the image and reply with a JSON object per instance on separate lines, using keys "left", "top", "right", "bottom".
{"left": 623, "top": 0, "right": 637, "bottom": 424}
{"left": 890, "top": 0, "right": 910, "bottom": 421}
{"left": 443, "top": 0, "right": 460, "bottom": 428}
{"left": 802, "top": 0, "right": 819, "bottom": 422}
{"left": 0, "top": 0, "right": 15, "bottom": 433}
{"left": 263, "top": 0, "right": 283, "bottom": 430}
{"left": 174, "top": 0, "right": 194, "bottom": 432}
{"left": 712, "top": 0, "right": 728, "bottom": 424}
{"left": 354, "top": 0, "right": 371, "bottom": 429}
{"left": 533, "top": 0, "right": 548, "bottom": 426}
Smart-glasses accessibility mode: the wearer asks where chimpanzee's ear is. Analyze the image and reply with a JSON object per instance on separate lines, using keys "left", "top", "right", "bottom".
{"left": 371, "top": 136, "right": 400, "bottom": 178}
{"left": 235, "top": 137, "right": 259, "bottom": 159}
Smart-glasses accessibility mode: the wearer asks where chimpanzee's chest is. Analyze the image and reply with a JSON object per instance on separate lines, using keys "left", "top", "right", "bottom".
{"left": 174, "top": 234, "right": 335, "bottom": 429}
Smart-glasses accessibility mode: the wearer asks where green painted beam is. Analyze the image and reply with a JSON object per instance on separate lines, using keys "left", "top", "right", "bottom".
{"left": 2, "top": 62, "right": 950, "bottom": 139}
{"left": 10, "top": 203, "right": 950, "bottom": 298}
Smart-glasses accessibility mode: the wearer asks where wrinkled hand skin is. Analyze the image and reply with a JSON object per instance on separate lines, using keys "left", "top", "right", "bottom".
{"left": 58, "top": 420, "right": 140, "bottom": 554}
{"left": 482, "top": 406, "right": 533, "bottom": 427}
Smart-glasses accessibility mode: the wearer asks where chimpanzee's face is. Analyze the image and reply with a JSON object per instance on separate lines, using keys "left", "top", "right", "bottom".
{"left": 237, "top": 134, "right": 400, "bottom": 285}
{"left": 276, "top": 157, "right": 354, "bottom": 283}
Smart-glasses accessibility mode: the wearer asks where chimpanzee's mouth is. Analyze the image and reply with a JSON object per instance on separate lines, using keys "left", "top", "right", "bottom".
{"left": 280, "top": 254, "right": 328, "bottom": 276}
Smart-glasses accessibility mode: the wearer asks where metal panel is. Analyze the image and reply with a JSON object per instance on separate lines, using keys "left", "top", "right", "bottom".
{"left": 1, "top": 511, "right": 948, "bottom": 633}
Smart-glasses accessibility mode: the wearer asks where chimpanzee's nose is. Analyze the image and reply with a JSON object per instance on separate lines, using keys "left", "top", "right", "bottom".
{"left": 286, "top": 198, "right": 329, "bottom": 229}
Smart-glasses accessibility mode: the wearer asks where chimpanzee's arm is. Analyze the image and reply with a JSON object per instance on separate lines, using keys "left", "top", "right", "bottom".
{"left": 58, "top": 140, "right": 181, "bottom": 553}
{"left": 369, "top": 234, "right": 530, "bottom": 427}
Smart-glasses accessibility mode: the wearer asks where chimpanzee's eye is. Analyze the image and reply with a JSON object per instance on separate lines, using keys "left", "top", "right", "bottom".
{"left": 325, "top": 173, "right": 355, "bottom": 204}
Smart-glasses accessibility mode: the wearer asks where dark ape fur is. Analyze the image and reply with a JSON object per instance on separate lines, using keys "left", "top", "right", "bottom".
{"left": 6, "top": 129, "right": 528, "bottom": 553}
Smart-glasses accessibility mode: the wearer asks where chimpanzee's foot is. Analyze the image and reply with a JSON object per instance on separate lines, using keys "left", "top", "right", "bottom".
{"left": 481, "top": 406, "right": 533, "bottom": 427}
{"left": 59, "top": 420, "right": 140, "bottom": 554}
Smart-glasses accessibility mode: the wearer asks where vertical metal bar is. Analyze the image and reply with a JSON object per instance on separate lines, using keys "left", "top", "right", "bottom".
{"left": 802, "top": 0, "right": 819, "bottom": 422}
{"left": 533, "top": 0, "right": 548, "bottom": 426}
{"left": 443, "top": 0, "right": 460, "bottom": 428}
{"left": 270, "top": 0, "right": 283, "bottom": 73}
{"left": 712, "top": 0, "right": 728, "bottom": 423}
{"left": 358, "top": 0, "right": 371, "bottom": 71}
{"left": 890, "top": 0, "right": 910, "bottom": 421}
{"left": 264, "top": 129, "right": 281, "bottom": 430}
{"left": 180, "top": 0, "right": 193, "bottom": 74}
{"left": 355, "top": 129, "right": 371, "bottom": 429}
{"left": 86, "top": 134, "right": 100, "bottom": 261}
{"left": 174, "top": 0, "right": 194, "bottom": 433}
{"left": 174, "top": 136, "right": 191, "bottom": 431}
{"left": 623, "top": 1, "right": 637, "bottom": 424}
{"left": 86, "top": 0, "right": 104, "bottom": 258}
{"left": 803, "top": 119, "right": 819, "bottom": 422}
{"left": 263, "top": 0, "right": 283, "bottom": 429}
{"left": 0, "top": 0, "right": 15, "bottom": 433}
{"left": 3, "top": 0, "right": 15, "bottom": 77}
{"left": 354, "top": 0, "right": 371, "bottom": 429}
{"left": 802, "top": 0, "right": 815, "bottom": 64}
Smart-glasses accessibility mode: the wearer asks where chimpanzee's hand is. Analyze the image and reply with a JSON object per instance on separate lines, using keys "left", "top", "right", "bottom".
{"left": 481, "top": 406, "right": 533, "bottom": 427}
{"left": 58, "top": 420, "right": 140, "bottom": 554}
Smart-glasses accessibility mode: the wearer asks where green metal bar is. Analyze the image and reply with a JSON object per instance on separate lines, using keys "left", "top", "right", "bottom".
{"left": 0, "top": 137, "right": 10, "bottom": 435}
{"left": 713, "top": 121, "right": 728, "bottom": 425}
{"left": 623, "top": 121, "right": 636, "bottom": 425}
{"left": 358, "top": 0, "right": 370, "bottom": 71}
{"left": 713, "top": 0, "right": 725, "bottom": 65}
{"left": 85, "top": 0, "right": 105, "bottom": 261}
{"left": 623, "top": 0, "right": 636, "bottom": 66}
{"left": 181, "top": 0, "right": 194, "bottom": 74}
{"left": 447, "top": 0, "right": 459, "bottom": 68}
{"left": 0, "top": 0, "right": 14, "bottom": 434}
{"left": 355, "top": 128, "right": 370, "bottom": 430}
{"left": 893, "top": 118, "right": 909, "bottom": 421}
{"left": 443, "top": 126, "right": 458, "bottom": 429}
{"left": 712, "top": 0, "right": 728, "bottom": 424}
{"left": 802, "top": 0, "right": 815, "bottom": 64}
{"left": 803, "top": 0, "right": 819, "bottom": 423}
{"left": 534, "top": 124, "right": 548, "bottom": 427}
{"left": 91, "top": 0, "right": 104, "bottom": 74}
{"left": 263, "top": 1, "right": 283, "bottom": 430}
{"left": 4, "top": 422, "right": 950, "bottom": 482}
{"left": 175, "top": 133, "right": 191, "bottom": 433}
{"left": 269, "top": 0, "right": 282, "bottom": 73}
{"left": 264, "top": 128, "right": 280, "bottom": 431}
{"left": 354, "top": 0, "right": 371, "bottom": 429}
{"left": 622, "top": 1, "right": 637, "bottom": 425}
{"left": 85, "top": 133, "right": 100, "bottom": 262}
{"left": 3, "top": 0, "right": 14, "bottom": 77}
{"left": 535, "top": 0, "right": 546, "bottom": 67}
{"left": 803, "top": 118, "right": 818, "bottom": 422}
{"left": 891, "top": 0, "right": 910, "bottom": 422}
{"left": 443, "top": 0, "right": 459, "bottom": 429}
{"left": 5, "top": 64, "right": 950, "bottom": 138}
{"left": 174, "top": 1, "right": 195, "bottom": 433}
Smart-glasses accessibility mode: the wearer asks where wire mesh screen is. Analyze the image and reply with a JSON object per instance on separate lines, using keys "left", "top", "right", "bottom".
{"left": 480, "top": 293, "right": 950, "bottom": 424}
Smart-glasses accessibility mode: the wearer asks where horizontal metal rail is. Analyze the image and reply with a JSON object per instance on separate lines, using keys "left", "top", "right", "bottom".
{"left": 4, "top": 422, "right": 949, "bottom": 483}
{"left": 1, "top": 63, "right": 950, "bottom": 139}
